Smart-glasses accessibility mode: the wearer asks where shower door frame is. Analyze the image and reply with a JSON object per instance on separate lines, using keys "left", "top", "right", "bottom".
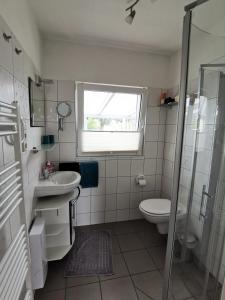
{"left": 162, "top": 1, "right": 209, "bottom": 299}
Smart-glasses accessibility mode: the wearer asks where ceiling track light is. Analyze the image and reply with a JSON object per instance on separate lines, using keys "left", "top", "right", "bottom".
{"left": 125, "top": 0, "right": 140, "bottom": 24}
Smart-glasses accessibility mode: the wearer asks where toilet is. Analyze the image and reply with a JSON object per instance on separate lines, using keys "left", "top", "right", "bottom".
{"left": 139, "top": 198, "right": 186, "bottom": 234}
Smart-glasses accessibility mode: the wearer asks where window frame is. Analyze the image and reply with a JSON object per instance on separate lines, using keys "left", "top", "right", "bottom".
{"left": 76, "top": 82, "right": 148, "bottom": 156}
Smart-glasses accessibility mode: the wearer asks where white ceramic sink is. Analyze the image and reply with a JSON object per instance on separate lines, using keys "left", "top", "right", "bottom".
{"left": 35, "top": 171, "right": 81, "bottom": 197}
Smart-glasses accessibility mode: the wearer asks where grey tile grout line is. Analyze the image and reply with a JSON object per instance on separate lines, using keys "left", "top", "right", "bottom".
{"left": 98, "top": 279, "right": 103, "bottom": 300}
{"left": 135, "top": 286, "right": 155, "bottom": 300}
{"left": 114, "top": 232, "right": 140, "bottom": 300}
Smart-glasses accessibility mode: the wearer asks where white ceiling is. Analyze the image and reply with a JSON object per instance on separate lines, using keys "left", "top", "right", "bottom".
{"left": 30, "top": 0, "right": 194, "bottom": 55}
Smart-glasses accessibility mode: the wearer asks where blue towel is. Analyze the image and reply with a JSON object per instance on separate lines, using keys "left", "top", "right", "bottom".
{"left": 79, "top": 161, "right": 99, "bottom": 188}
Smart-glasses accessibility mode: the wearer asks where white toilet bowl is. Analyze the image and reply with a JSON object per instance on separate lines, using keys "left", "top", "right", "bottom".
{"left": 139, "top": 198, "right": 186, "bottom": 234}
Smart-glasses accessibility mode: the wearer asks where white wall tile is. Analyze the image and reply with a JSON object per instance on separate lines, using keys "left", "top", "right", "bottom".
{"left": 131, "top": 159, "right": 144, "bottom": 176}
{"left": 59, "top": 122, "right": 76, "bottom": 143}
{"left": 118, "top": 159, "right": 131, "bottom": 176}
{"left": 148, "top": 88, "right": 161, "bottom": 107}
{"left": 130, "top": 192, "right": 142, "bottom": 208}
{"left": 159, "top": 108, "right": 167, "bottom": 124}
{"left": 145, "top": 125, "right": 159, "bottom": 141}
{"left": 91, "top": 212, "right": 105, "bottom": 224}
{"left": 157, "top": 142, "right": 164, "bottom": 158}
{"left": 47, "top": 143, "right": 59, "bottom": 162}
{"left": 155, "top": 175, "right": 162, "bottom": 190}
{"left": 91, "top": 178, "right": 105, "bottom": 196}
{"left": 91, "top": 195, "right": 105, "bottom": 212}
{"left": 44, "top": 80, "right": 57, "bottom": 101}
{"left": 106, "top": 159, "right": 118, "bottom": 177}
{"left": 117, "top": 209, "right": 130, "bottom": 221}
{"left": 76, "top": 196, "right": 90, "bottom": 214}
{"left": 144, "top": 142, "right": 157, "bottom": 158}
{"left": 59, "top": 142, "right": 76, "bottom": 161}
{"left": 146, "top": 107, "right": 160, "bottom": 124}
{"left": 98, "top": 159, "right": 106, "bottom": 178}
{"left": 129, "top": 208, "right": 143, "bottom": 220}
{"left": 57, "top": 80, "right": 75, "bottom": 101}
{"left": 77, "top": 213, "right": 91, "bottom": 226}
{"left": 117, "top": 193, "right": 130, "bottom": 209}
{"left": 105, "top": 194, "right": 117, "bottom": 211}
{"left": 105, "top": 211, "right": 116, "bottom": 223}
{"left": 106, "top": 177, "right": 117, "bottom": 194}
{"left": 117, "top": 177, "right": 130, "bottom": 193}
{"left": 45, "top": 101, "right": 58, "bottom": 122}
{"left": 165, "top": 125, "right": 177, "bottom": 143}
{"left": 158, "top": 125, "right": 165, "bottom": 141}
{"left": 156, "top": 159, "right": 163, "bottom": 175}
{"left": 144, "top": 159, "right": 156, "bottom": 175}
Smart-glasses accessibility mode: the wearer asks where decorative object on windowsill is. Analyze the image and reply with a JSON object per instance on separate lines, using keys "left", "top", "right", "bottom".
{"left": 160, "top": 91, "right": 167, "bottom": 105}
{"left": 175, "top": 94, "right": 179, "bottom": 103}
{"left": 56, "top": 101, "right": 72, "bottom": 131}
{"left": 164, "top": 97, "right": 175, "bottom": 104}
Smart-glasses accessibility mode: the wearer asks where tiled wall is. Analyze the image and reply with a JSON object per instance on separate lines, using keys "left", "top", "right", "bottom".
{"left": 161, "top": 87, "right": 178, "bottom": 198}
{"left": 0, "top": 16, "right": 45, "bottom": 257}
{"left": 45, "top": 80, "right": 167, "bottom": 225}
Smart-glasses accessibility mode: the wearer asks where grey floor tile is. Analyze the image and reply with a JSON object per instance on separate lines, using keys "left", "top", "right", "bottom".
{"left": 113, "top": 221, "right": 136, "bottom": 235}
{"left": 39, "top": 260, "right": 66, "bottom": 293}
{"left": 112, "top": 235, "right": 121, "bottom": 253}
{"left": 170, "top": 277, "right": 192, "bottom": 300}
{"left": 117, "top": 233, "right": 145, "bottom": 252}
{"left": 100, "top": 253, "right": 129, "bottom": 281}
{"left": 131, "top": 220, "right": 157, "bottom": 233}
{"left": 132, "top": 270, "right": 163, "bottom": 300}
{"left": 137, "top": 231, "right": 167, "bottom": 248}
{"left": 34, "top": 289, "right": 65, "bottom": 300}
{"left": 123, "top": 249, "right": 156, "bottom": 274}
{"left": 136, "top": 289, "right": 152, "bottom": 300}
{"left": 101, "top": 276, "right": 138, "bottom": 300}
{"left": 66, "top": 275, "right": 99, "bottom": 287}
{"left": 148, "top": 246, "right": 167, "bottom": 269}
{"left": 66, "top": 282, "right": 101, "bottom": 300}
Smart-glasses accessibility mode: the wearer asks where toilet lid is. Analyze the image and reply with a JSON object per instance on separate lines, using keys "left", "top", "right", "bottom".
{"left": 140, "top": 198, "right": 172, "bottom": 215}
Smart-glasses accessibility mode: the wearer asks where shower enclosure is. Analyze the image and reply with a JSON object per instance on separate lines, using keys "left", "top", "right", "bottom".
{"left": 163, "top": 0, "right": 225, "bottom": 299}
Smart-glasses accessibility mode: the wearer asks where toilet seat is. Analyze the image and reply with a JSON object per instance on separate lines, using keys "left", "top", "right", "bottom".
{"left": 139, "top": 198, "right": 181, "bottom": 216}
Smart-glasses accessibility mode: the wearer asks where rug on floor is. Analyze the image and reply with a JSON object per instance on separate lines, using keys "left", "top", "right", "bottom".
{"left": 64, "top": 227, "right": 113, "bottom": 276}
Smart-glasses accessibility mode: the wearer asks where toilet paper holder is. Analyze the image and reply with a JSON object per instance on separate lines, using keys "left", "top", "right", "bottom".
{"left": 136, "top": 174, "right": 146, "bottom": 186}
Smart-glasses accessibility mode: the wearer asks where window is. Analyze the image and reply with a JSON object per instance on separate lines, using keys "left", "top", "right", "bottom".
{"left": 76, "top": 82, "right": 148, "bottom": 155}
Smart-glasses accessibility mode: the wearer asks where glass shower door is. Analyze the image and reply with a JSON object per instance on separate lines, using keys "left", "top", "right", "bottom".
{"left": 163, "top": 0, "right": 225, "bottom": 297}
{"left": 166, "top": 67, "right": 225, "bottom": 300}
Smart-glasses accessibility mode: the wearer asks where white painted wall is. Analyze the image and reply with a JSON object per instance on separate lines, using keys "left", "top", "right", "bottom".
{"left": 42, "top": 38, "right": 170, "bottom": 89}
{"left": 0, "top": 0, "right": 42, "bottom": 71}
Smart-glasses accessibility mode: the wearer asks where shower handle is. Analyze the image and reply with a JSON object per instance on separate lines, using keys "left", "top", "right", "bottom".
{"left": 199, "top": 184, "right": 212, "bottom": 220}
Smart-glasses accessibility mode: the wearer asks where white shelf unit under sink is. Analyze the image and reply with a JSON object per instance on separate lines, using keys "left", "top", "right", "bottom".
{"left": 35, "top": 191, "right": 76, "bottom": 261}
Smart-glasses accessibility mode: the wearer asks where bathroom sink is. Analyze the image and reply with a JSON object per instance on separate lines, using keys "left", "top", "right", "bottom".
{"left": 35, "top": 171, "right": 81, "bottom": 197}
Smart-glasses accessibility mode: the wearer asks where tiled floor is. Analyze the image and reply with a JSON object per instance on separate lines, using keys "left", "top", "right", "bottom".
{"left": 34, "top": 220, "right": 219, "bottom": 300}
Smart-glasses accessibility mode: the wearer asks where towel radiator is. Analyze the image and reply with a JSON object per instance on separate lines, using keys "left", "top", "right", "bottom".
{"left": 0, "top": 101, "right": 33, "bottom": 300}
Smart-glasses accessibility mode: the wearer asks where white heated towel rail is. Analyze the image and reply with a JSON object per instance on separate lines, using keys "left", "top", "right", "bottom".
{"left": 0, "top": 101, "right": 33, "bottom": 300}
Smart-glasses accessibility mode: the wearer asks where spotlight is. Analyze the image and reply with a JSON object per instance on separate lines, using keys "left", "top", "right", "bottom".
{"left": 125, "top": 0, "right": 139, "bottom": 24}
{"left": 125, "top": 9, "right": 136, "bottom": 24}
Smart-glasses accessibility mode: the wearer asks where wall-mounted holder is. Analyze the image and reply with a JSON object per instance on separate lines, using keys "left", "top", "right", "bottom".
{"left": 136, "top": 174, "right": 146, "bottom": 186}
{"left": 56, "top": 102, "right": 72, "bottom": 131}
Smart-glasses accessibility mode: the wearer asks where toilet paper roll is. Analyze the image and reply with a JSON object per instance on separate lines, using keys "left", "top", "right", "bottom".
{"left": 138, "top": 179, "right": 146, "bottom": 186}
